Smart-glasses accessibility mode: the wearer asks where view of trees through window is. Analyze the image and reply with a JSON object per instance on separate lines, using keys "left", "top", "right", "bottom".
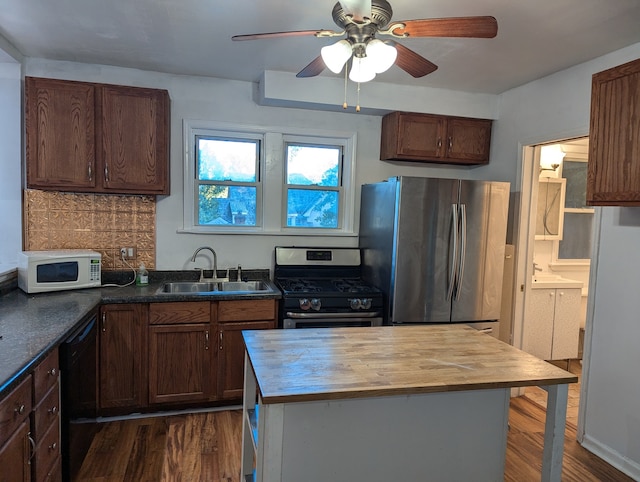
{"left": 285, "top": 144, "right": 341, "bottom": 228}
{"left": 196, "top": 137, "right": 258, "bottom": 226}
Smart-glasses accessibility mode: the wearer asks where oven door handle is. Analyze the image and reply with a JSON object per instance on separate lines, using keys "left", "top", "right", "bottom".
{"left": 286, "top": 311, "right": 382, "bottom": 319}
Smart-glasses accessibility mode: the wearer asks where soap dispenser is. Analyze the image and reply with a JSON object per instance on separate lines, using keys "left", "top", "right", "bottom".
{"left": 136, "top": 263, "right": 149, "bottom": 286}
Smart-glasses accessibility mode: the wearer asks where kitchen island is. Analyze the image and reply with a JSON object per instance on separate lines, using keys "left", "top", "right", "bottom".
{"left": 241, "top": 324, "right": 578, "bottom": 482}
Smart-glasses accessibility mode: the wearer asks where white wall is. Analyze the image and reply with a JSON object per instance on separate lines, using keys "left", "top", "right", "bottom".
{"left": 495, "top": 43, "right": 640, "bottom": 478}
{"left": 0, "top": 62, "right": 22, "bottom": 273}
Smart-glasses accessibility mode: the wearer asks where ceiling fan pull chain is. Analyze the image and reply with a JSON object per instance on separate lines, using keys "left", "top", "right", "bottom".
{"left": 343, "top": 66, "right": 348, "bottom": 109}
{"left": 356, "top": 81, "right": 361, "bottom": 112}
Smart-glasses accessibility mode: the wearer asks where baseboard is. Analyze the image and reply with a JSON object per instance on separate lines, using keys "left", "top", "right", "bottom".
{"left": 581, "top": 434, "right": 640, "bottom": 480}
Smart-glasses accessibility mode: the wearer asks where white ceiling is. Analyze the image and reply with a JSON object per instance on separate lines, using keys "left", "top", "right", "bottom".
{"left": 1, "top": 0, "right": 640, "bottom": 94}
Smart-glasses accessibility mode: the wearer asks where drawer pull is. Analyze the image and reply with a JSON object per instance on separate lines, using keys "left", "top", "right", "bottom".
{"left": 48, "top": 406, "right": 58, "bottom": 415}
{"left": 28, "top": 434, "right": 36, "bottom": 461}
{"left": 49, "top": 442, "right": 57, "bottom": 451}
{"left": 15, "top": 404, "right": 25, "bottom": 415}
{"left": 48, "top": 368, "right": 57, "bottom": 377}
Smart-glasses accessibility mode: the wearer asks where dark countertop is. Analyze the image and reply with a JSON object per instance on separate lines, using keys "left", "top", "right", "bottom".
{"left": 0, "top": 270, "right": 281, "bottom": 398}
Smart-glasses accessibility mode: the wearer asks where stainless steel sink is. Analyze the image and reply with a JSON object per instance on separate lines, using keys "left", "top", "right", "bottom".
{"left": 156, "top": 280, "right": 272, "bottom": 295}
{"left": 158, "top": 281, "right": 219, "bottom": 293}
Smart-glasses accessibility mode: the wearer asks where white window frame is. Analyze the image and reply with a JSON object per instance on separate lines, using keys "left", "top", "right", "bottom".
{"left": 181, "top": 119, "right": 357, "bottom": 236}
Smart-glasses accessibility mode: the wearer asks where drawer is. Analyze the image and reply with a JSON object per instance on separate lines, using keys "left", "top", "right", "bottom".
{"left": 34, "top": 348, "right": 59, "bottom": 402}
{"left": 0, "top": 375, "right": 32, "bottom": 447}
{"left": 34, "top": 419, "right": 60, "bottom": 482}
{"left": 149, "top": 302, "right": 210, "bottom": 324}
{"left": 32, "top": 381, "right": 60, "bottom": 440}
{"left": 218, "top": 299, "right": 276, "bottom": 322}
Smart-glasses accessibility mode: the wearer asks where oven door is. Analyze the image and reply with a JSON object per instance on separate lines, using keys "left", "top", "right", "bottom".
{"left": 283, "top": 311, "right": 383, "bottom": 329}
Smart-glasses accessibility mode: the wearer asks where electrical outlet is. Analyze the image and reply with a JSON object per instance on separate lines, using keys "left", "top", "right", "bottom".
{"left": 120, "top": 247, "right": 136, "bottom": 259}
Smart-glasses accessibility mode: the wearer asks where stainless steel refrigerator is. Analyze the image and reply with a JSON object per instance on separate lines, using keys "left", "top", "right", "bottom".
{"left": 359, "top": 176, "right": 510, "bottom": 329}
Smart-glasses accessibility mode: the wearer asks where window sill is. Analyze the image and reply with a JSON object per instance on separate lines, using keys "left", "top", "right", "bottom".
{"left": 177, "top": 227, "right": 358, "bottom": 237}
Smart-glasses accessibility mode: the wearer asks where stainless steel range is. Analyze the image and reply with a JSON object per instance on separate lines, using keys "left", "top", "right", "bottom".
{"left": 274, "top": 247, "right": 384, "bottom": 329}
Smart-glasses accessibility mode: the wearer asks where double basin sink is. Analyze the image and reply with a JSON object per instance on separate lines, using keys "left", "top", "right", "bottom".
{"left": 156, "top": 280, "right": 274, "bottom": 295}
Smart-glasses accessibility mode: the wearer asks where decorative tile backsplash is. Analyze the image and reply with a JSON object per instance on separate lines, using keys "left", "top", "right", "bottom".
{"left": 23, "top": 189, "right": 156, "bottom": 270}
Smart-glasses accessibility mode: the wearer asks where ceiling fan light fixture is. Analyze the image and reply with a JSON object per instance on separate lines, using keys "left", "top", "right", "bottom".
{"left": 365, "top": 39, "right": 397, "bottom": 73}
{"left": 349, "top": 56, "right": 376, "bottom": 83}
{"left": 321, "top": 39, "right": 353, "bottom": 73}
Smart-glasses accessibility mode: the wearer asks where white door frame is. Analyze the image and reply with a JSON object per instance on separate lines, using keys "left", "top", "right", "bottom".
{"left": 512, "top": 133, "right": 600, "bottom": 442}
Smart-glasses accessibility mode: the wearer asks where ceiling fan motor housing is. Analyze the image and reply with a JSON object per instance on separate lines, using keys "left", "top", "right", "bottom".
{"left": 331, "top": 0, "right": 393, "bottom": 30}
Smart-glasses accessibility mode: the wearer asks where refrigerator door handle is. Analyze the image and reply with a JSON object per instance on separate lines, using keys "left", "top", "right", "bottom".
{"left": 454, "top": 203, "right": 467, "bottom": 300}
{"left": 447, "top": 204, "right": 458, "bottom": 301}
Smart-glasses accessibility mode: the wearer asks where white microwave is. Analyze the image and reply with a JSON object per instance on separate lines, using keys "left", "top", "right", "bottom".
{"left": 18, "top": 250, "right": 102, "bottom": 293}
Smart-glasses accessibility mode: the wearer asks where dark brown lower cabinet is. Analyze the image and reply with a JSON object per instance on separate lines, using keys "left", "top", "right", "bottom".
{"left": 217, "top": 321, "right": 274, "bottom": 400}
{"left": 99, "top": 304, "right": 147, "bottom": 412}
{"left": 0, "top": 420, "right": 30, "bottom": 482}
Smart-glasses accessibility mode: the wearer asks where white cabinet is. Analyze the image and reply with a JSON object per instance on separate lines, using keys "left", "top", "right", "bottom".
{"left": 526, "top": 287, "right": 581, "bottom": 360}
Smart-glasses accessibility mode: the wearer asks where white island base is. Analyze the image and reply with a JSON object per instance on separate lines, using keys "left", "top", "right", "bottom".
{"left": 244, "top": 379, "right": 510, "bottom": 481}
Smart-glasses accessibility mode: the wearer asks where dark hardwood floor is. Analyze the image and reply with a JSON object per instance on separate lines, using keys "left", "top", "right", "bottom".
{"left": 78, "top": 390, "right": 633, "bottom": 481}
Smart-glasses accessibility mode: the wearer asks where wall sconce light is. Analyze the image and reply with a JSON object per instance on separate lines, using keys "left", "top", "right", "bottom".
{"left": 540, "top": 145, "right": 565, "bottom": 176}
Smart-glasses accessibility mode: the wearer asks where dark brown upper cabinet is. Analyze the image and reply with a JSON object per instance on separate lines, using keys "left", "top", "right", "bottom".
{"left": 26, "top": 77, "right": 170, "bottom": 195}
{"left": 588, "top": 58, "right": 640, "bottom": 206}
{"left": 380, "top": 111, "right": 492, "bottom": 165}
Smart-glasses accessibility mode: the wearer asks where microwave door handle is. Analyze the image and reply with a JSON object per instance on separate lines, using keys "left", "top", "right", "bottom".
{"left": 447, "top": 204, "right": 458, "bottom": 302}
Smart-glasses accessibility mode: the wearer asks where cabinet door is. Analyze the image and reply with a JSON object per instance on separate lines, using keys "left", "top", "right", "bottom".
{"left": 380, "top": 112, "right": 444, "bottom": 161}
{"left": 148, "top": 323, "right": 213, "bottom": 405}
{"left": 0, "top": 420, "right": 30, "bottom": 482}
{"left": 99, "top": 304, "right": 147, "bottom": 410}
{"left": 218, "top": 321, "right": 274, "bottom": 400}
{"left": 588, "top": 58, "right": 640, "bottom": 206}
{"left": 99, "top": 85, "right": 169, "bottom": 194}
{"left": 525, "top": 289, "right": 555, "bottom": 360}
{"left": 445, "top": 117, "right": 492, "bottom": 164}
{"left": 551, "top": 289, "right": 581, "bottom": 360}
{"left": 25, "top": 77, "right": 96, "bottom": 191}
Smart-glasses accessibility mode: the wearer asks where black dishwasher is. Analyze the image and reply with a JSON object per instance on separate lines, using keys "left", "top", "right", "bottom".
{"left": 59, "top": 309, "right": 98, "bottom": 481}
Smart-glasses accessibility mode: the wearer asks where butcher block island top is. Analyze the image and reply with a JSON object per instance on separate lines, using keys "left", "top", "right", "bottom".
{"left": 242, "top": 324, "right": 578, "bottom": 404}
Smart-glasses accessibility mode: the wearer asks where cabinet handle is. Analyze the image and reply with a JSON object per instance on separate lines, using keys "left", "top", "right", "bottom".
{"left": 448, "top": 136, "right": 453, "bottom": 151}
{"left": 102, "top": 312, "right": 106, "bottom": 332}
{"left": 49, "top": 442, "right": 57, "bottom": 452}
{"left": 219, "top": 331, "right": 223, "bottom": 350}
{"left": 48, "top": 368, "right": 57, "bottom": 377}
{"left": 88, "top": 163, "right": 92, "bottom": 181}
{"left": 28, "top": 433, "right": 36, "bottom": 461}
{"left": 49, "top": 406, "right": 58, "bottom": 415}
{"left": 205, "top": 330, "right": 209, "bottom": 350}
{"left": 14, "top": 404, "right": 25, "bottom": 415}
{"left": 104, "top": 165, "right": 109, "bottom": 182}
{"left": 437, "top": 138, "right": 442, "bottom": 149}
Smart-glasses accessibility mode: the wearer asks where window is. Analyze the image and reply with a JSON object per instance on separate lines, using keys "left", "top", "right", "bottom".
{"left": 557, "top": 159, "right": 594, "bottom": 260}
{"left": 182, "top": 120, "right": 357, "bottom": 235}
{"left": 195, "top": 136, "right": 260, "bottom": 227}
{"left": 284, "top": 142, "right": 342, "bottom": 229}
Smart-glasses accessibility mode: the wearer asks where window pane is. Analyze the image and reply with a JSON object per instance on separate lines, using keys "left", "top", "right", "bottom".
{"left": 198, "top": 185, "right": 257, "bottom": 226}
{"left": 197, "top": 138, "right": 257, "bottom": 182}
{"left": 563, "top": 161, "right": 588, "bottom": 208}
{"left": 286, "top": 145, "right": 340, "bottom": 186}
{"left": 286, "top": 189, "right": 338, "bottom": 228}
{"left": 558, "top": 213, "right": 594, "bottom": 259}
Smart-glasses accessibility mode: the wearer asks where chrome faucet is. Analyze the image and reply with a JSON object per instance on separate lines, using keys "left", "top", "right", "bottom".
{"left": 190, "top": 247, "right": 228, "bottom": 282}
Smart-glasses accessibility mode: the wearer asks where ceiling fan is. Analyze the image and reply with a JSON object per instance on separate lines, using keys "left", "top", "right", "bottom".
{"left": 232, "top": 0, "right": 498, "bottom": 83}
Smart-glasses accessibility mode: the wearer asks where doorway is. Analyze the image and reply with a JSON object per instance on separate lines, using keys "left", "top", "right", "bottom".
{"left": 512, "top": 136, "right": 596, "bottom": 435}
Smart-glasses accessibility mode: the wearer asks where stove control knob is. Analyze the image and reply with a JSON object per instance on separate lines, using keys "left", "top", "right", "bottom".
{"left": 310, "top": 298, "right": 322, "bottom": 311}
{"left": 299, "top": 298, "right": 311, "bottom": 310}
{"left": 350, "top": 298, "right": 362, "bottom": 310}
{"left": 361, "top": 298, "right": 372, "bottom": 310}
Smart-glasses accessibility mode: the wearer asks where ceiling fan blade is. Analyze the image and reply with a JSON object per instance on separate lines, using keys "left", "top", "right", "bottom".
{"left": 390, "top": 16, "right": 498, "bottom": 38}
{"left": 232, "top": 30, "right": 332, "bottom": 41}
{"left": 339, "top": 0, "right": 372, "bottom": 21}
{"left": 296, "top": 56, "right": 326, "bottom": 78}
{"left": 391, "top": 42, "right": 438, "bottom": 78}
